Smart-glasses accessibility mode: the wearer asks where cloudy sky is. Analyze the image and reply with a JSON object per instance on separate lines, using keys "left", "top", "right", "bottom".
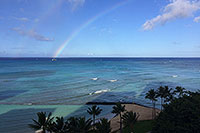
{"left": 0, "top": 0, "right": 200, "bottom": 57}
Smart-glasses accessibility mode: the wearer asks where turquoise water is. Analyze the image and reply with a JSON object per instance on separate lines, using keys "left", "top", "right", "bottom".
{"left": 0, "top": 58, "right": 200, "bottom": 132}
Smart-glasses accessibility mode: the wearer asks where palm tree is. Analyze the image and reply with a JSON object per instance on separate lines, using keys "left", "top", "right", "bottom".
{"left": 174, "top": 86, "right": 186, "bottom": 97}
{"left": 95, "top": 118, "right": 111, "bottom": 133}
{"left": 76, "top": 117, "right": 92, "bottom": 133}
{"left": 28, "top": 112, "right": 54, "bottom": 133}
{"left": 163, "top": 86, "right": 173, "bottom": 103}
{"left": 122, "top": 111, "right": 139, "bottom": 133}
{"left": 156, "top": 86, "right": 165, "bottom": 110}
{"left": 157, "top": 86, "right": 173, "bottom": 110}
{"left": 145, "top": 89, "right": 157, "bottom": 119}
{"left": 66, "top": 117, "right": 78, "bottom": 133}
{"left": 66, "top": 117, "right": 92, "bottom": 133}
{"left": 87, "top": 105, "right": 102, "bottom": 126}
{"left": 112, "top": 102, "right": 126, "bottom": 133}
{"left": 51, "top": 117, "right": 67, "bottom": 133}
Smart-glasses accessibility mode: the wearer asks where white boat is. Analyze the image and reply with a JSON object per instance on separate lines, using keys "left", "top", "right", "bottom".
{"left": 52, "top": 58, "right": 57, "bottom": 61}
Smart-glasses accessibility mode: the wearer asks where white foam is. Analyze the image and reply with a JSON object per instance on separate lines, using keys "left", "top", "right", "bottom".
{"left": 172, "top": 75, "right": 178, "bottom": 78}
{"left": 89, "top": 89, "right": 110, "bottom": 95}
{"left": 108, "top": 79, "right": 117, "bottom": 82}
{"left": 91, "top": 78, "right": 98, "bottom": 81}
{"left": 27, "top": 103, "right": 32, "bottom": 106}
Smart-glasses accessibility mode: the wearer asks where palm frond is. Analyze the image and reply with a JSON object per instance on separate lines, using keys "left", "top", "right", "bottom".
{"left": 28, "top": 124, "right": 41, "bottom": 130}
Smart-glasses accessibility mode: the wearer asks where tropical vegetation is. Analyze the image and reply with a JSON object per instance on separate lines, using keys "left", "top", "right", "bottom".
{"left": 152, "top": 90, "right": 200, "bottom": 132}
{"left": 29, "top": 86, "right": 199, "bottom": 133}
{"left": 145, "top": 89, "right": 157, "bottom": 119}
{"left": 50, "top": 117, "right": 67, "bottom": 133}
{"left": 122, "top": 111, "right": 139, "bottom": 133}
{"left": 95, "top": 118, "right": 111, "bottom": 133}
{"left": 111, "top": 102, "right": 126, "bottom": 133}
{"left": 28, "top": 112, "right": 54, "bottom": 133}
{"left": 87, "top": 105, "right": 102, "bottom": 126}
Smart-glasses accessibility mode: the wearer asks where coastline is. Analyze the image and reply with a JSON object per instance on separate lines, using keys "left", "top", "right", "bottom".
{"left": 86, "top": 101, "right": 160, "bottom": 110}
{"left": 87, "top": 102, "right": 160, "bottom": 132}
{"left": 110, "top": 103, "right": 160, "bottom": 132}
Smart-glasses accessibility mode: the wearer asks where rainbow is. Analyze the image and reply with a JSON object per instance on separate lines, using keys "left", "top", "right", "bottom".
{"left": 53, "top": 0, "right": 130, "bottom": 58}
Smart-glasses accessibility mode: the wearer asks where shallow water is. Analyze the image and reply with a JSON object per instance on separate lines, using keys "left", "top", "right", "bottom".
{"left": 0, "top": 58, "right": 200, "bottom": 132}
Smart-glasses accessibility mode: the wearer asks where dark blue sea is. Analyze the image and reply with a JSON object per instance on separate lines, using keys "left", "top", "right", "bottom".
{"left": 0, "top": 58, "right": 200, "bottom": 132}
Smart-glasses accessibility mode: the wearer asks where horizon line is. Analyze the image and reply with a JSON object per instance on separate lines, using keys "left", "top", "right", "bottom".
{"left": 1, "top": 56, "right": 200, "bottom": 58}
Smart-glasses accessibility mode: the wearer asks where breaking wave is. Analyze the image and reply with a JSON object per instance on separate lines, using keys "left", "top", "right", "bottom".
{"left": 89, "top": 89, "right": 110, "bottom": 95}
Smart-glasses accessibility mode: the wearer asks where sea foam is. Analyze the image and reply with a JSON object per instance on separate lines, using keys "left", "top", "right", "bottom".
{"left": 89, "top": 89, "right": 110, "bottom": 95}
{"left": 108, "top": 79, "right": 117, "bottom": 82}
{"left": 172, "top": 75, "right": 178, "bottom": 78}
{"left": 91, "top": 78, "right": 98, "bottom": 81}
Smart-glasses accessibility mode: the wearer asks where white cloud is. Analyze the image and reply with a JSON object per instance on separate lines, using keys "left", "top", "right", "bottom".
{"left": 34, "top": 18, "right": 39, "bottom": 23}
{"left": 12, "top": 28, "right": 54, "bottom": 42}
{"left": 14, "top": 17, "right": 39, "bottom": 23}
{"left": 87, "top": 53, "right": 94, "bottom": 56}
{"left": 100, "top": 28, "right": 112, "bottom": 34}
{"left": 113, "top": 18, "right": 118, "bottom": 23}
{"left": 194, "top": 16, "right": 200, "bottom": 22}
{"left": 143, "top": 0, "right": 200, "bottom": 30}
{"left": 67, "top": 0, "right": 85, "bottom": 11}
{"left": 14, "top": 17, "right": 29, "bottom": 22}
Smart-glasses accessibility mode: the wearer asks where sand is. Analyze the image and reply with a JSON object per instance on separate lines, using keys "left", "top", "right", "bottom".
{"left": 110, "top": 104, "right": 160, "bottom": 132}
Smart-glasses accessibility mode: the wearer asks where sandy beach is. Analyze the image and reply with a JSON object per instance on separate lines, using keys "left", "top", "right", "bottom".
{"left": 110, "top": 103, "right": 160, "bottom": 132}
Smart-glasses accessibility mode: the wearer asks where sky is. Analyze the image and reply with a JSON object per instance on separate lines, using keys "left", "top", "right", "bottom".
{"left": 0, "top": 0, "right": 200, "bottom": 57}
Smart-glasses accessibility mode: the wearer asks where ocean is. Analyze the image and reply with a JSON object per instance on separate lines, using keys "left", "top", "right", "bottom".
{"left": 0, "top": 58, "right": 200, "bottom": 132}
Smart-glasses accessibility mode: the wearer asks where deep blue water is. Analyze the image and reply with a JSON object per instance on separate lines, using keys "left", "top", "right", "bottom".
{"left": 0, "top": 58, "right": 200, "bottom": 132}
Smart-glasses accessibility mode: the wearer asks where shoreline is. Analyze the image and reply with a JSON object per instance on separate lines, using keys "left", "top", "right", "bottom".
{"left": 109, "top": 103, "right": 160, "bottom": 132}
{"left": 86, "top": 101, "right": 160, "bottom": 110}
{"left": 0, "top": 102, "right": 160, "bottom": 132}
{"left": 87, "top": 102, "right": 160, "bottom": 132}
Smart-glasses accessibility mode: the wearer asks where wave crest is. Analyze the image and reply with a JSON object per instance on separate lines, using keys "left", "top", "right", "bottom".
{"left": 108, "top": 79, "right": 117, "bottom": 82}
{"left": 172, "top": 75, "right": 178, "bottom": 78}
{"left": 91, "top": 78, "right": 98, "bottom": 81}
{"left": 89, "top": 89, "right": 110, "bottom": 95}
